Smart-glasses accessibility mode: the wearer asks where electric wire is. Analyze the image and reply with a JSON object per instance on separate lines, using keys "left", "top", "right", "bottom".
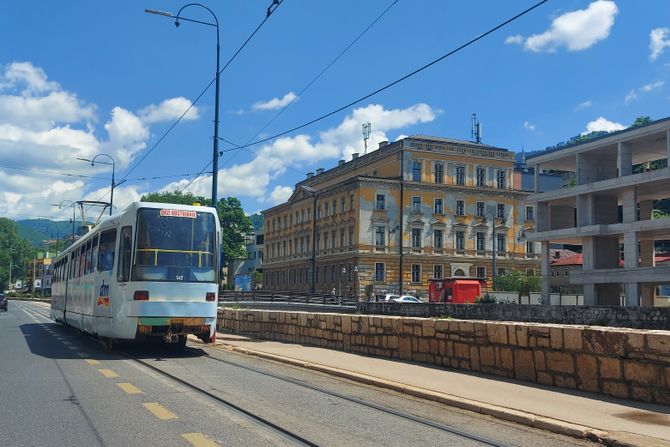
{"left": 180, "top": 0, "right": 549, "bottom": 196}
{"left": 0, "top": 164, "right": 110, "bottom": 181}
{"left": 180, "top": 0, "right": 400, "bottom": 193}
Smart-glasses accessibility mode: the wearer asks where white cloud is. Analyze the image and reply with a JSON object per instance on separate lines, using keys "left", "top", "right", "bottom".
{"left": 625, "top": 80, "right": 665, "bottom": 104}
{"left": 523, "top": 121, "right": 536, "bottom": 131}
{"left": 138, "top": 97, "right": 200, "bottom": 124}
{"left": 269, "top": 186, "right": 293, "bottom": 205}
{"left": 165, "top": 103, "right": 437, "bottom": 203}
{"left": 650, "top": 27, "right": 670, "bottom": 61}
{"left": 582, "top": 116, "right": 625, "bottom": 134}
{"left": 508, "top": 1, "right": 618, "bottom": 53}
{"left": 0, "top": 62, "right": 201, "bottom": 219}
{"left": 575, "top": 100, "right": 592, "bottom": 110}
{"left": 505, "top": 34, "right": 524, "bottom": 45}
{"left": 253, "top": 92, "right": 298, "bottom": 111}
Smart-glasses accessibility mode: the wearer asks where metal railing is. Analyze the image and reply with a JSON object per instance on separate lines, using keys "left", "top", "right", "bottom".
{"left": 219, "top": 290, "right": 358, "bottom": 306}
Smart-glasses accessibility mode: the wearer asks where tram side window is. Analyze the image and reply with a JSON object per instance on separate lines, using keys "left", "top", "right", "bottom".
{"left": 91, "top": 236, "right": 99, "bottom": 272}
{"left": 117, "top": 226, "right": 132, "bottom": 283}
{"left": 84, "top": 240, "right": 92, "bottom": 275}
{"left": 98, "top": 229, "right": 117, "bottom": 272}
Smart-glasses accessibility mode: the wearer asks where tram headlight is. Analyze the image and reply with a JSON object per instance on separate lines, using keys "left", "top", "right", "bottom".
{"left": 206, "top": 292, "right": 216, "bottom": 302}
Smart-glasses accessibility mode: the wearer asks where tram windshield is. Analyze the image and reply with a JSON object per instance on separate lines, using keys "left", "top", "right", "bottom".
{"left": 133, "top": 208, "right": 216, "bottom": 283}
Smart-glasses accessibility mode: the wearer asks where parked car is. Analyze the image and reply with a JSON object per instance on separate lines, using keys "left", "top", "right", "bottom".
{"left": 391, "top": 295, "right": 422, "bottom": 303}
{"left": 382, "top": 293, "right": 400, "bottom": 302}
{"left": 0, "top": 293, "right": 7, "bottom": 311}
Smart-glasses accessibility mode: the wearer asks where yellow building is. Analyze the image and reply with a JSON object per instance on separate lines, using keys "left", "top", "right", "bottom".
{"left": 262, "top": 136, "right": 539, "bottom": 300}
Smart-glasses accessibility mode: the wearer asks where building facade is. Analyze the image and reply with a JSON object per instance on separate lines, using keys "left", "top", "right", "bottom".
{"left": 262, "top": 136, "right": 539, "bottom": 300}
{"left": 526, "top": 117, "right": 670, "bottom": 306}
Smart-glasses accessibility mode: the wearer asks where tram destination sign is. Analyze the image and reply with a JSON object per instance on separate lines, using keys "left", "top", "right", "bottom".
{"left": 159, "top": 209, "right": 197, "bottom": 219}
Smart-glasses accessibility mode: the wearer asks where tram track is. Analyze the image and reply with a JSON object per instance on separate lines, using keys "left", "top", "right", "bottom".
{"left": 197, "top": 346, "right": 511, "bottom": 447}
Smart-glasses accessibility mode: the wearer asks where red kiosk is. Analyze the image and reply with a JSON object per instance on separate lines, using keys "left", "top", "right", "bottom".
{"left": 428, "top": 277, "right": 487, "bottom": 304}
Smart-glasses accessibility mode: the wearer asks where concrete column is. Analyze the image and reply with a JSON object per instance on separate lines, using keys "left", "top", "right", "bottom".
{"left": 577, "top": 194, "right": 594, "bottom": 226}
{"left": 639, "top": 200, "right": 655, "bottom": 268}
{"left": 583, "top": 284, "right": 596, "bottom": 305}
{"left": 618, "top": 142, "right": 633, "bottom": 177}
{"left": 623, "top": 232, "right": 639, "bottom": 268}
{"left": 621, "top": 187, "right": 637, "bottom": 223}
{"left": 534, "top": 164, "right": 540, "bottom": 193}
{"left": 625, "top": 282, "right": 640, "bottom": 307}
{"left": 541, "top": 241, "right": 550, "bottom": 304}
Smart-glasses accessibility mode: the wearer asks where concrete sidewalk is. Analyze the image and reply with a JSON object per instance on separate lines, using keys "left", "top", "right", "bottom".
{"left": 212, "top": 332, "right": 670, "bottom": 447}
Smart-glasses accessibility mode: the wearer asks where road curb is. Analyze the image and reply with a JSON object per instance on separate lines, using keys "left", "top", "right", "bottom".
{"left": 205, "top": 339, "right": 661, "bottom": 447}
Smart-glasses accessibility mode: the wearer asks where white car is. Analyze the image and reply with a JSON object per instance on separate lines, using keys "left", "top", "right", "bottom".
{"left": 383, "top": 293, "right": 400, "bottom": 302}
{"left": 391, "top": 295, "right": 422, "bottom": 303}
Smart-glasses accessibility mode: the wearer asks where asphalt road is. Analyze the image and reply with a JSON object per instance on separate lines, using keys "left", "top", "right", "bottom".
{"left": 0, "top": 301, "right": 600, "bottom": 447}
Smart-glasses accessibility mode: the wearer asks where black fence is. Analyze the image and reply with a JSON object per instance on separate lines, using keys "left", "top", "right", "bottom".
{"left": 219, "top": 290, "right": 359, "bottom": 307}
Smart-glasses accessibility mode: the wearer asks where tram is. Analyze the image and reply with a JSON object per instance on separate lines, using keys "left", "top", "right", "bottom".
{"left": 50, "top": 201, "right": 220, "bottom": 348}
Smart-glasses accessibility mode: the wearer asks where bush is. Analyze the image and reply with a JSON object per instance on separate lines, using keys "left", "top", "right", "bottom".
{"left": 493, "top": 270, "right": 541, "bottom": 295}
{"left": 475, "top": 293, "right": 496, "bottom": 304}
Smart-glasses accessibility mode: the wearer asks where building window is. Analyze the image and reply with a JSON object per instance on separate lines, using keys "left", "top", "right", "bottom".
{"left": 496, "top": 203, "right": 505, "bottom": 219}
{"left": 526, "top": 269, "right": 535, "bottom": 276}
{"left": 476, "top": 167, "right": 486, "bottom": 187}
{"left": 526, "top": 241, "right": 535, "bottom": 254}
{"left": 331, "top": 232, "right": 336, "bottom": 250}
{"left": 434, "top": 229, "right": 443, "bottom": 249}
{"left": 339, "top": 228, "right": 345, "bottom": 249}
{"left": 433, "top": 265, "right": 443, "bottom": 279}
{"left": 307, "top": 208, "right": 311, "bottom": 221}
{"left": 376, "top": 194, "right": 385, "bottom": 211}
{"left": 476, "top": 232, "right": 485, "bottom": 252}
{"left": 323, "top": 232, "right": 328, "bottom": 250}
{"left": 564, "top": 269, "right": 569, "bottom": 277}
{"left": 476, "top": 266, "right": 486, "bottom": 278}
{"left": 375, "top": 263, "right": 385, "bottom": 282}
{"left": 315, "top": 231, "right": 320, "bottom": 251}
{"left": 455, "top": 231, "right": 465, "bottom": 252}
{"left": 324, "top": 204, "right": 328, "bottom": 218}
{"left": 497, "top": 267, "right": 507, "bottom": 276}
{"left": 412, "top": 161, "right": 421, "bottom": 181}
{"left": 456, "top": 200, "right": 464, "bottom": 216}
{"left": 434, "top": 198, "right": 443, "bottom": 214}
{"left": 317, "top": 206, "right": 322, "bottom": 219}
{"left": 340, "top": 197, "right": 345, "bottom": 213}
{"left": 375, "top": 226, "right": 386, "bottom": 249}
{"left": 411, "top": 264, "right": 421, "bottom": 283}
{"left": 434, "top": 163, "right": 443, "bottom": 183}
{"left": 412, "top": 196, "right": 421, "bottom": 213}
{"left": 476, "top": 201, "right": 485, "bottom": 217}
{"left": 497, "top": 170, "right": 506, "bottom": 189}
{"left": 350, "top": 195, "right": 355, "bottom": 211}
{"left": 497, "top": 233, "right": 506, "bottom": 253}
{"left": 456, "top": 165, "right": 465, "bottom": 185}
{"left": 348, "top": 226, "right": 354, "bottom": 246}
{"left": 525, "top": 205, "right": 534, "bottom": 221}
{"left": 412, "top": 228, "right": 422, "bottom": 249}
{"left": 332, "top": 200, "right": 337, "bottom": 216}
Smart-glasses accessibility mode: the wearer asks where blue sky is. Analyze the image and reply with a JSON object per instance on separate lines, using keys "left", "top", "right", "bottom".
{"left": 1, "top": 0, "right": 669, "bottom": 220}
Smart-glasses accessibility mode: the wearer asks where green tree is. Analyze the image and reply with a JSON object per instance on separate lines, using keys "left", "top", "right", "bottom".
{"left": 141, "top": 190, "right": 211, "bottom": 207}
{"left": 631, "top": 116, "right": 652, "bottom": 128}
{"left": 493, "top": 270, "right": 541, "bottom": 295}
{"left": 0, "top": 218, "right": 35, "bottom": 290}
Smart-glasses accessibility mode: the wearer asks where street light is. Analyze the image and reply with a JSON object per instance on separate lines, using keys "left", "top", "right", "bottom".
{"left": 339, "top": 266, "right": 346, "bottom": 305}
{"left": 146, "top": 3, "right": 221, "bottom": 207}
{"left": 77, "top": 154, "right": 115, "bottom": 215}
{"left": 53, "top": 200, "right": 76, "bottom": 246}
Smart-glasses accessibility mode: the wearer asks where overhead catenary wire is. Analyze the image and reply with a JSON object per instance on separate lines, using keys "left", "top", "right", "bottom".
{"left": 118, "top": 0, "right": 284, "bottom": 184}
{"left": 180, "top": 0, "right": 400, "bottom": 193}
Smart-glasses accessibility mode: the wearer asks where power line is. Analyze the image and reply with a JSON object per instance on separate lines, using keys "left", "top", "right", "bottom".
{"left": 180, "top": 0, "right": 399, "bottom": 192}
{"left": 0, "top": 164, "right": 109, "bottom": 180}
{"left": 119, "top": 0, "right": 284, "bottom": 183}
{"left": 228, "top": 0, "right": 551, "bottom": 151}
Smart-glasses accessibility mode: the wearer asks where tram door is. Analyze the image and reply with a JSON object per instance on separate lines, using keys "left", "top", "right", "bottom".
{"left": 95, "top": 229, "right": 117, "bottom": 319}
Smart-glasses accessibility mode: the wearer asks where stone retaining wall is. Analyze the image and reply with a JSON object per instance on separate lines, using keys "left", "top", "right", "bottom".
{"left": 358, "top": 302, "right": 670, "bottom": 330}
{"left": 218, "top": 308, "right": 670, "bottom": 405}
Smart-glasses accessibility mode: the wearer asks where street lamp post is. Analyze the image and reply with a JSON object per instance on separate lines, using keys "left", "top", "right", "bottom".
{"left": 339, "top": 266, "right": 346, "bottom": 306}
{"left": 146, "top": 4, "right": 221, "bottom": 207}
{"left": 77, "top": 154, "right": 115, "bottom": 215}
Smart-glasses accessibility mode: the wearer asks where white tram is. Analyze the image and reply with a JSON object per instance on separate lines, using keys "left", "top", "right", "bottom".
{"left": 50, "top": 202, "right": 220, "bottom": 347}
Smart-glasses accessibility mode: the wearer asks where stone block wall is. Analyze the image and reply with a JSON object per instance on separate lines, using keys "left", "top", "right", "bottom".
{"left": 218, "top": 309, "right": 670, "bottom": 405}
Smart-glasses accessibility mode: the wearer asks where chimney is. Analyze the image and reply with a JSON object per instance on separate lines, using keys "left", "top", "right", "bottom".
{"left": 316, "top": 168, "right": 325, "bottom": 175}
{"left": 352, "top": 153, "right": 359, "bottom": 160}
{"left": 378, "top": 140, "right": 388, "bottom": 148}
{"left": 306, "top": 172, "right": 314, "bottom": 178}
{"left": 338, "top": 159, "right": 345, "bottom": 167}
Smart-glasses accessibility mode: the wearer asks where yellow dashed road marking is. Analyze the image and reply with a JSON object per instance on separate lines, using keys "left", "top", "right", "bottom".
{"left": 85, "top": 359, "right": 100, "bottom": 365}
{"left": 116, "top": 383, "right": 142, "bottom": 394}
{"left": 98, "top": 368, "right": 119, "bottom": 378}
{"left": 143, "top": 403, "right": 177, "bottom": 420}
{"left": 182, "top": 433, "right": 219, "bottom": 447}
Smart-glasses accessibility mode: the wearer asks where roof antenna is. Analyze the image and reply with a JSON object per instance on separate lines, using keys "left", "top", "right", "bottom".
{"left": 362, "top": 122, "right": 371, "bottom": 155}
{"left": 471, "top": 113, "right": 482, "bottom": 144}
